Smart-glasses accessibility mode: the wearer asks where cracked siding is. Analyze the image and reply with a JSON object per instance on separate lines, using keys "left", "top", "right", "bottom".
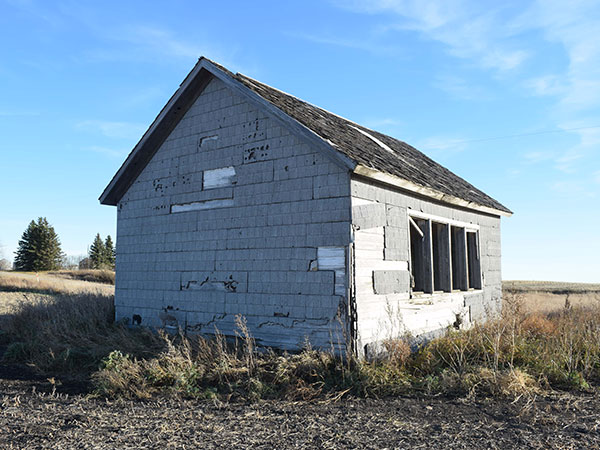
{"left": 115, "top": 77, "right": 351, "bottom": 351}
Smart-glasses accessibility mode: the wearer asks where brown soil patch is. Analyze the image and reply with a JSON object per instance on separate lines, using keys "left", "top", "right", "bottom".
{"left": 1, "top": 372, "right": 599, "bottom": 449}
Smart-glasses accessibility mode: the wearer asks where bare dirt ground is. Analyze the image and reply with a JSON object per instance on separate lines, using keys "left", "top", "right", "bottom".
{"left": 1, "top": 363, "right": 600, "bottom": 449}
{"left": 2, "top": 276, "right": 600, "bottom": 449}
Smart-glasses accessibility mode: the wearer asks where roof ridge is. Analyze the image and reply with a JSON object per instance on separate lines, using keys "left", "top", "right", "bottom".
{"left": 235, "top": 72, "right": 391, "bottom": 138}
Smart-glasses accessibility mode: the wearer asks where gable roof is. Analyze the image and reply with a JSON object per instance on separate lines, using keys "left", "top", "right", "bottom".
{"left": 100, "top": 57, "right": 511, "bottom": 216}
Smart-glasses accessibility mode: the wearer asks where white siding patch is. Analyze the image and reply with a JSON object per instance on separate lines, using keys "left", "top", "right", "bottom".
{"left": 171, "top": 198, "right": 234, "bottom": 213}
{"left": 203, "top": 167, "right": 236, "bottom": 190}
{"left": 317, "top": 247, "right": 346, "bottom": 295}
{"left": 351, "top": 197, "right": 376, "bottom": 207}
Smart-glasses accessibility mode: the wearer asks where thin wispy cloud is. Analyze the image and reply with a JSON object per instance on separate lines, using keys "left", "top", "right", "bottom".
{"left": 80, "top": 22, "right": 246, "bottom": 73}
{"left": 77, "top": 120, "right": 146, "bottom": 140}
{"left": 44, "top": 2, "right": 240, "bottom": 68}
{"left": 515, "top": 0, "right": 600, "bottom": 113}
{"left": 554, "top": 149, "right": 585, "bottom": 173}
{"left": 553, "top": 124, "right": 600, "bottom": 172}
{"left": 333, "top": 0, "right": 529, "bottom": 73}
{"left": 522, "top": 151, "right": 555, "bottom": 164}
{"left": 361, "top": 117, "right": 404, "bottom": 133}
{"left": 417, "top": 135, "right": 468, "bottom": 152}
{"left": 288, "top": 31, "right": 401, "bottom": 56}
{"left": 337, "top": 0, "right": 600, "bottom": 179}
{"left": 82, "top": 25, "right": 205, "bottom": 64}
{"left": 4, "top": 0, "right": 64, "bottom": 28}
{"left": 551, "top": 180, "right": 596, "bottom": 198}
{"left": 433, "top": 75, "right": 491, "bottom": 100}
{"left": 115, "top": 25, "right": 205, "bottom": 60}
{"left": 523, "top": 75, "right": 565, "bottom": 97}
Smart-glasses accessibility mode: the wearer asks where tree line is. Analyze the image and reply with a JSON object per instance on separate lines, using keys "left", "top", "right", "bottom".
{"left": 9, "top": 217, "right": 116, "bottom": 271}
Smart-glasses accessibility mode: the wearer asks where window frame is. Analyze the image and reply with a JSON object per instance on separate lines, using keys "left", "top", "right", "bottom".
{"left": 407, "top": 210, "right": 482, "bottom": 296}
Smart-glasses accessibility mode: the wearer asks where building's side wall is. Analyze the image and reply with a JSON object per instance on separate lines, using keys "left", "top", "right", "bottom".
{"left": 115, "top": 76, "right": 351, "bottom": 350}
{"left": 351, "top": 177, "right": 502, "bottom": 355}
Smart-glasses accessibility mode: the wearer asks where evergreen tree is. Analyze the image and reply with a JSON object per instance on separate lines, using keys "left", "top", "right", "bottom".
{"left": 104, "top": 235, "right": 116, "bottom": 269}
{"left": 14, "top": 218, "right": 64, "bottom": 271}
{"left": 89, "top": 233, "right": 106, "bottom": 269}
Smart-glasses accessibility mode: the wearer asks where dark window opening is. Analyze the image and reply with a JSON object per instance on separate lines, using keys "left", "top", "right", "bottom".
{"left": 409, "top": 218, "right": 432, "bottom": 293}
{"left": 432, "top": 222, "right": 451, "bottom": 292}
{"left": 467, "top": 232, "right": 482, "bottom": 289}
{"left": 409, "top": 215, "right": 480, "bottom": 296}
{"left": 410, "top": 219, "right": 426, "bottom": 292}
{"left": 451, "top": 226, "right": 467, "bottom": 291}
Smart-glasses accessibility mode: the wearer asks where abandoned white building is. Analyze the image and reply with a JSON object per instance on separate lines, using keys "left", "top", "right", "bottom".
{"left": 100, "top": 57, "right": 511, "bottom": 356}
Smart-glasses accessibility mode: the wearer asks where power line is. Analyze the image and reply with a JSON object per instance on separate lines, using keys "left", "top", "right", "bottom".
{"left": 421, "top": 124, "right": 600, "bottom": 148}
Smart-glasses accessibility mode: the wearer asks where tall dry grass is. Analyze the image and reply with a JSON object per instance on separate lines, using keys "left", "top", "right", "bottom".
{"left": 3, "top": 271, "right": 600, "bottom": 400}
{"left": 503, "top": 280, "right": 600, "bottom": 293}
{"left": 0, "top": 272, "right": 161, "bottom": 374}
{"left": 0, "top": 271, "right": 114, "bottom": 296}
{"left": 48, "top": 269, "right": 115, "bottom": 285}
{"left": 94, "top": 293, "right": 600, "bottom": 400}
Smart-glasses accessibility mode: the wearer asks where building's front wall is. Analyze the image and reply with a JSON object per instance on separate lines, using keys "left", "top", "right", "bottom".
{"left": 115, "top": 76, "right": 352, "bottom": 350}
{"left": 350, "top": 177, "right": 502, "bottom": 356}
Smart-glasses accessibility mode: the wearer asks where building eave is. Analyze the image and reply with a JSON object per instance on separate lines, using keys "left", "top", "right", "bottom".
{"left": 353, "top": 164, "right": 513, "bottom": 218}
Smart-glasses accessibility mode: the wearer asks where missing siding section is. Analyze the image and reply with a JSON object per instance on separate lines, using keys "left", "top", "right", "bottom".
{"left": 317, "top": 247, "right": 346, "bottom": 295}
{"left": 243, "top": 142, "right": 271, "bottom": 163}
{"left": 180, "top": 272, "right": 248, "bottom": 293}
{"left": 199, "top": 135, "right": 219, "bottom": 147}
{"left": 171, "top": 198, "right": 234, "bottom": 213}
{"left": 203, "top": 167, "right": 236, "bottom": 190}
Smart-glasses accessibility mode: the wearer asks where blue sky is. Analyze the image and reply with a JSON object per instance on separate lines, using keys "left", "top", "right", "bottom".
{"left": 0, "top": 0, "right": 598, "bottom": 282}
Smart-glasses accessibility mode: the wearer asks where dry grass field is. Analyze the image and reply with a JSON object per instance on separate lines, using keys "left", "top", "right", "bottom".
{"left": 2, "top": 271, "right": 600, "bottom": 448}
{"left": 504, "top": 280, "right": 600, "bottom": 313}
